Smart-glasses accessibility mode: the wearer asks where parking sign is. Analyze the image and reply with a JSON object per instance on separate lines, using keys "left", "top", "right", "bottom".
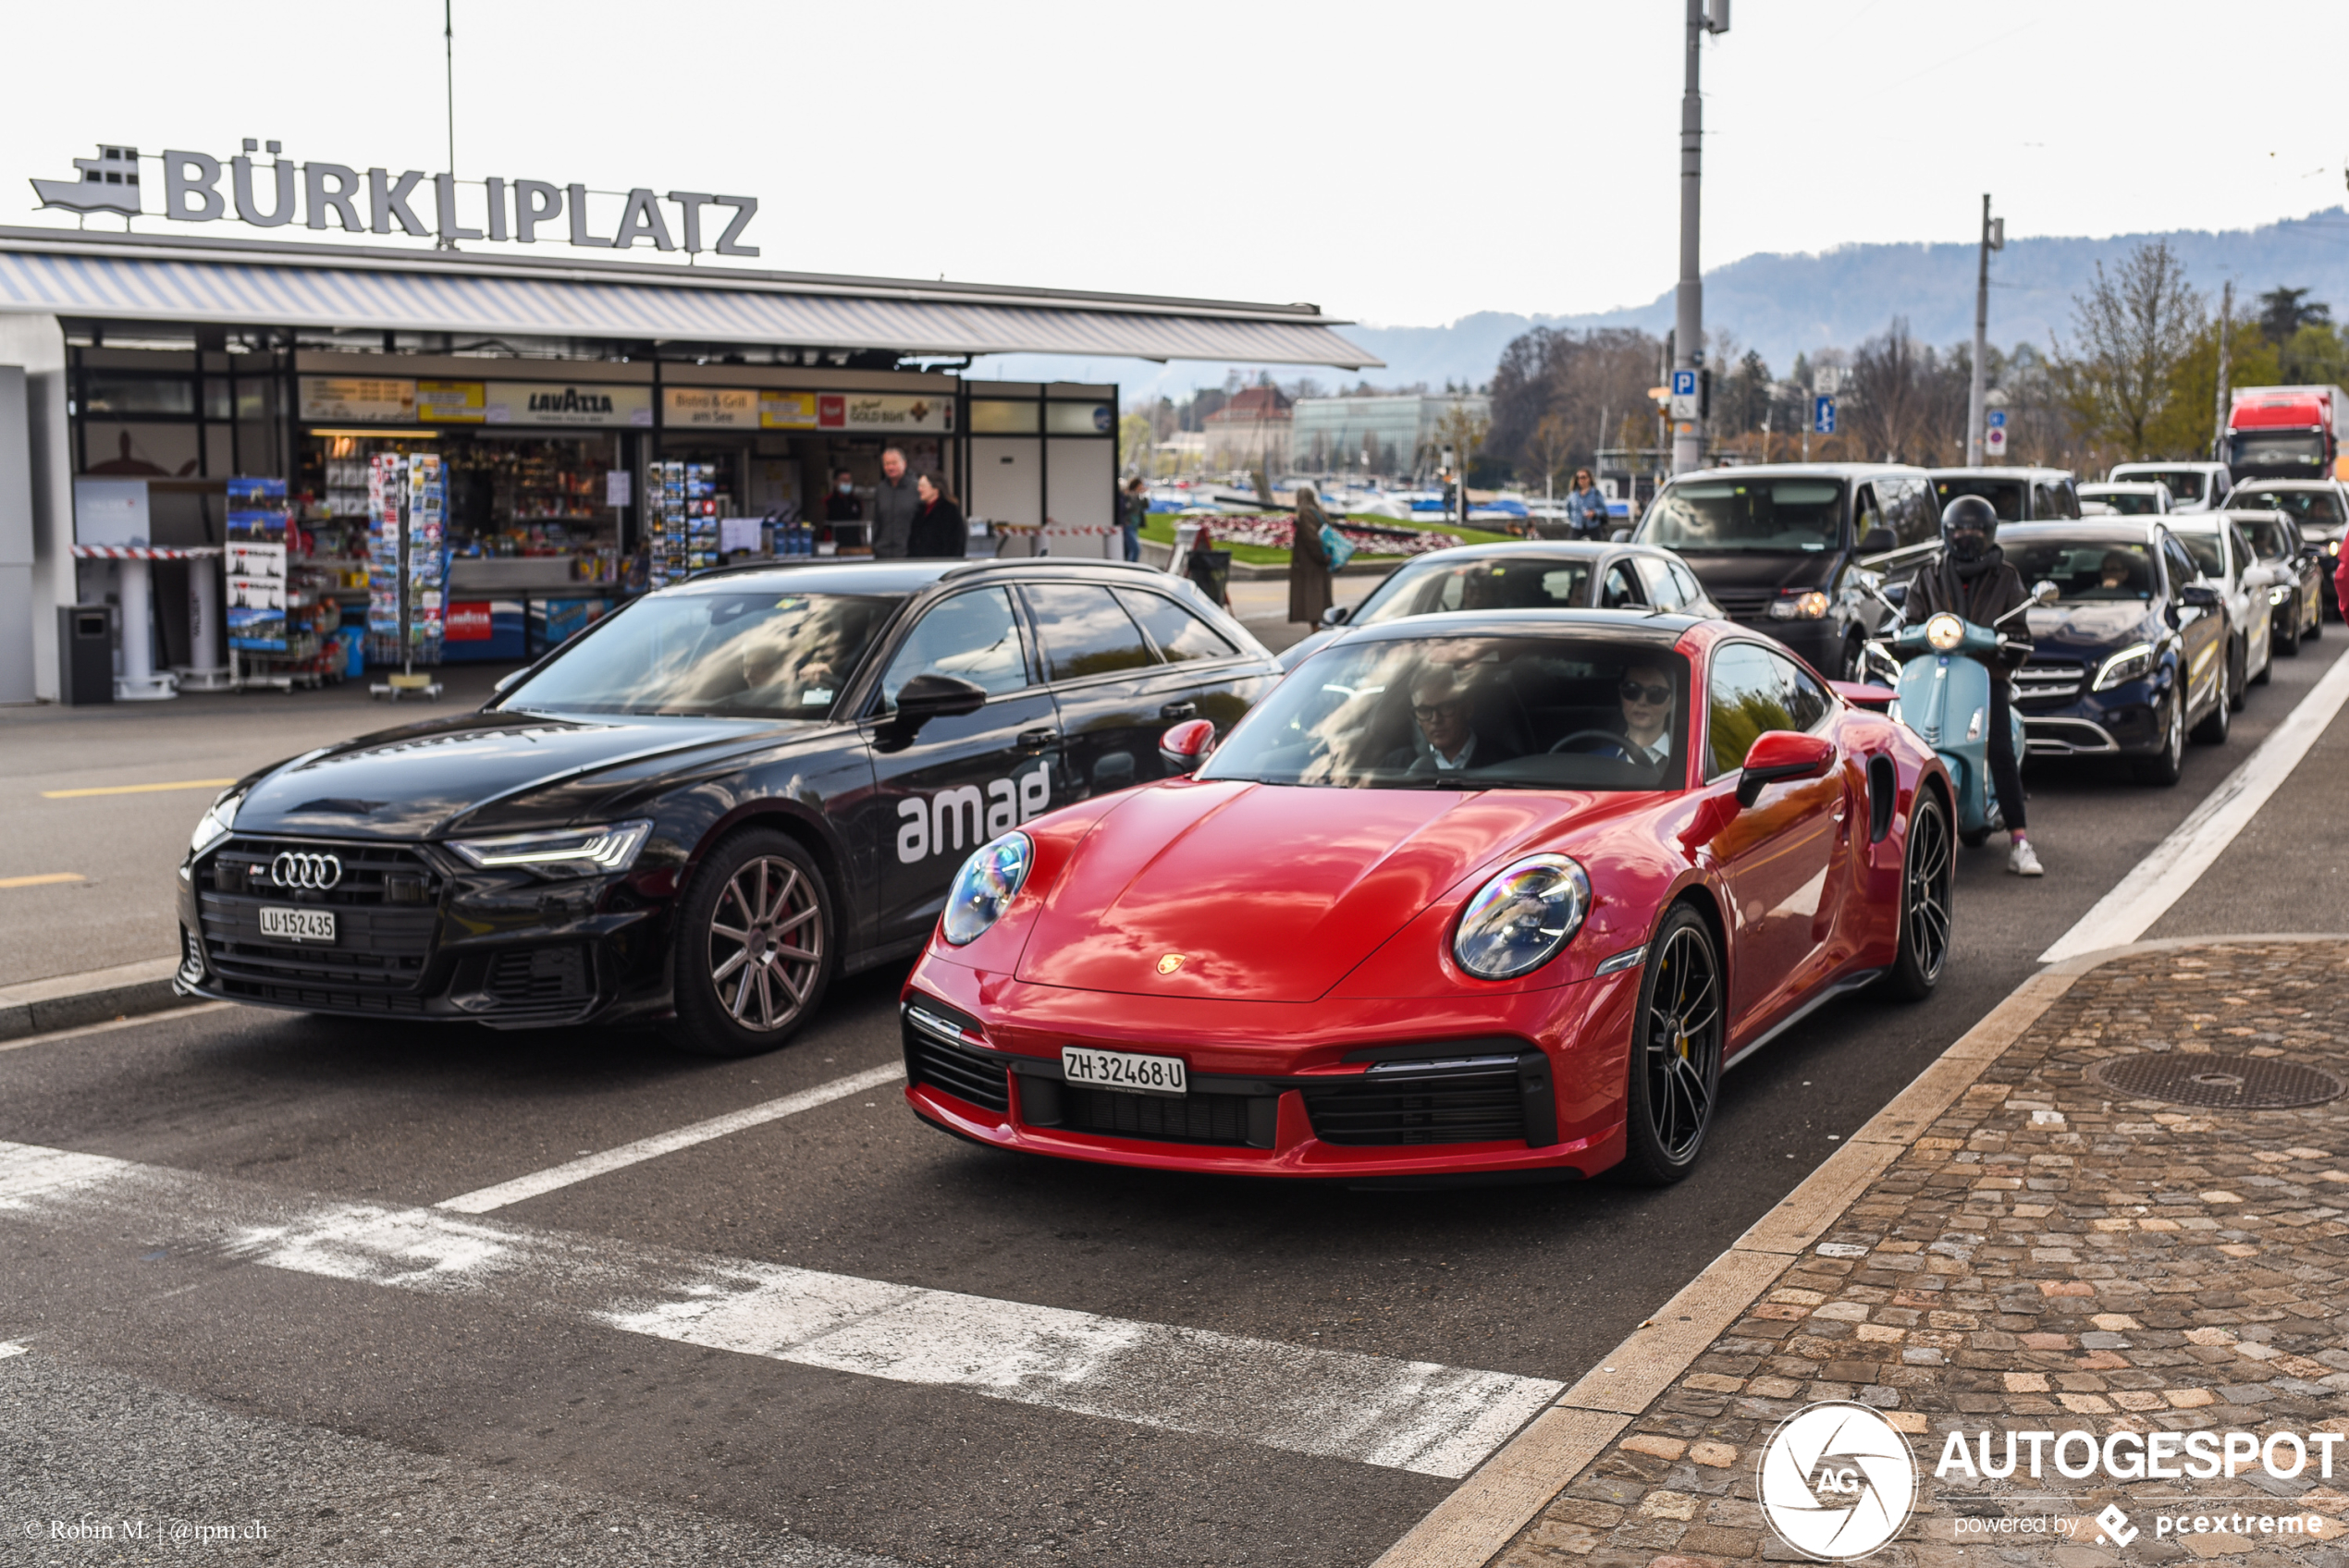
{"left": 1669, "top": 369, "right": 1699, "bottom": 419}
{"left": 1814, "top": 396, "right": 1837, "bottom": 435}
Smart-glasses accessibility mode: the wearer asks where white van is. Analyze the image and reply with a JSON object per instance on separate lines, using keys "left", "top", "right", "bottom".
{"left": 2108, "top": 461, "right": 2232, "bottom": 513}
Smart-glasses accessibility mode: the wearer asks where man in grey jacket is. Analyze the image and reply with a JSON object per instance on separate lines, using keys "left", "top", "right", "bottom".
{"left": 870, "top": 447, "right": 920, "bottom": 558}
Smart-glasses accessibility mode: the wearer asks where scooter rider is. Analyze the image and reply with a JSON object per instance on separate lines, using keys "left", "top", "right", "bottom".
{"left": 1904, "top": 495, "right": 2043, "bottom": 876}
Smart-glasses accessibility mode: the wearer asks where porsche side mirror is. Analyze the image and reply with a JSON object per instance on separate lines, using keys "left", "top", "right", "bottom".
{"left": 2031, "top": 579, "right": 2060, "bottom": 606}
{"left": 1321, "top": 604, "right": 1353, "bottom": 628}
{"left": 1736, "top": 730, "right": 1835, "bottom": 808}
{"left": 2181, "top": 584, "right": 2221, "bottom": 610}
{"left": 1858, "top": 525, "right": 1897, "bottom": 555}
{"left": 1158, "top": 718, "right": 1216, "bottom": 774}
{"left": 879, "top": 674, "right": 990, "bottom": 749}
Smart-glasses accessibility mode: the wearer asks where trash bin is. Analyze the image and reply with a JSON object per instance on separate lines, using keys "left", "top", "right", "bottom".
{"left": 1186, "top": 548, "right": 1233, "bottom": 610}
{"left": 57, "top": 605, "right": 114, "bottom": 705}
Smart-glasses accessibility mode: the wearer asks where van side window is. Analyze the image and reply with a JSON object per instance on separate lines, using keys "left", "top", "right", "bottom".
{"left": 1854, "top": 484, "right": 1883, "bottom": 543}
{"left": 1893, "top": 477, "right": 1937, "bottom": 546}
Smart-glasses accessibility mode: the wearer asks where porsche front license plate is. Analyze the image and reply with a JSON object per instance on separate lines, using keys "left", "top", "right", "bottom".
{"left": 1060, "top": 1045, "right": 1187, "bottom": 1097}
{"left": 259, "top": 905, "right": 337, "bottom": 944}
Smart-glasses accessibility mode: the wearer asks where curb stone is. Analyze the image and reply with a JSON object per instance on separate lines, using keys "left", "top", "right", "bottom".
{"left": 1371, "top": 936, "right": 2349, "bottom": 1568}
{"left": 0, "top": 957, "right": 183, "bottom": 1043}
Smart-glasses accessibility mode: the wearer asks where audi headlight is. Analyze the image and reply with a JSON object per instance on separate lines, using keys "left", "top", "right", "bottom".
{"left": 1767, "top": 590, "right": 1832, "bottom": 620}
{"left": 941, "top": 832, "right": 1032, "bottom": 947}
{"left": 2093, "top": 643, "right": 2157, "bottom": 691}
{"left": 189, "top": 788, "right": 245, "bottom": 859}
{"left": 1452, "top": 854, "right": 1591, "bottom": 980}
{"left": 448, "top": 820, "right": 653, "bottom": 875}
{"left": 1925, "top": 612, "right": 1965, "bottom": 652}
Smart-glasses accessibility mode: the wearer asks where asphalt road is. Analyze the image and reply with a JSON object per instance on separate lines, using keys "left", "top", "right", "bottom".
{"left": 2, "top": 617, "right": 2344, "bottom": 1567}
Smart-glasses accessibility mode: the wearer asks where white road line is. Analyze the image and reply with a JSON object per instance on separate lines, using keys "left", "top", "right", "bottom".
{"left": 0, "top": 1002, "right": 234, "bottom": 1055}
{"left": 2039, "top": 645, "right": 2349, "bottom": 963}
{"left": 435, "top": 1062, "right": 905, "bottom": 1214}
{"left": 0, "top": 1138, "right": 1561, "bottom": 1478}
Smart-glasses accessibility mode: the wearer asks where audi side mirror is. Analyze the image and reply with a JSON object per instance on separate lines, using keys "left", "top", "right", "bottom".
{"left": 879, "top": 674, "right": 989, "bottom": 750}
{"left": 1858, "top": 525, "right": 1897, "bottom": 555}
{"left": 1158, "top": 718, "right": 1216, "bottom": 775}
{"left": 1736, "top": 730, "right": 1835, "bottom": 809}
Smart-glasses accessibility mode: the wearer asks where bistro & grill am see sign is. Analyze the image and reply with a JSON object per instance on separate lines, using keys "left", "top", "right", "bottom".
{"left": 31, "top": 142, "right": 758, "bottom": 255}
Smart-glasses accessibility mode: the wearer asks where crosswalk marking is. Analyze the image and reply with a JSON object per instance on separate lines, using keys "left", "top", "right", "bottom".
{"left": 0, "top": 1139, "right": 1562, "bottom": 1478}
{"left": 435, "top": 1062, "right": 906, "bottom": 1213}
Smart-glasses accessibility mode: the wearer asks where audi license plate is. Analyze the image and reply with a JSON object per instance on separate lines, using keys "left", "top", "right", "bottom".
{"left": 259, "top": 905, "right": 337, "bottom": 944}
{"left": 1060, "top": 1045, "right": 1187, "bottom": 1097}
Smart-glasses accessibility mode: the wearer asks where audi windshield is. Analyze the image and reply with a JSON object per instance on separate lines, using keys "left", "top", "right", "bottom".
{"left": 497, "top": 592, "right": 898, "bottom": 718}
{"left": 1642, "top": 479, "right": 1843, "bottom": 552}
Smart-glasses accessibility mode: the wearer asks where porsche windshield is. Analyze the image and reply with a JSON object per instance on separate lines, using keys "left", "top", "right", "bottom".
{"left": 2001, "top": 541, "right": 2155, "bottom": 602}
{"left": 1642, "top": 479, "right": 1844, "bottom": 553}
{"left": 498, "top": 592, "right": 896, "bottom": 717}
{"left": 1202, "top": 635, "right": 1689, "bottom": 791}
{"left": 1357, "top": 557, "right": 1594, "bottom": 624}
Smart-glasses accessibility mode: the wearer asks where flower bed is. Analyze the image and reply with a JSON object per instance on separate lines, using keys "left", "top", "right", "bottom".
{"left": 1187, "top": 515, "right": 1458, "bottom": 557}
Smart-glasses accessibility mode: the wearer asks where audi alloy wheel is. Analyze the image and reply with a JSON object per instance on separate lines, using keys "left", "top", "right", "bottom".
{"left": 668, "top": 829, "right": 834, "bottom": 1058}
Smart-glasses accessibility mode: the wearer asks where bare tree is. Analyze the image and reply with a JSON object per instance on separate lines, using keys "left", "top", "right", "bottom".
{"left": 2054, "top": 240, "right": 2205, "bottom": 460}
{"left": 1848, "top": 319, "right": 1938, "bottom": 463}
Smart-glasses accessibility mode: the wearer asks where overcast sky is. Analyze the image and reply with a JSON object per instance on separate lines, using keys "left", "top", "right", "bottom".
{"left": 6, "top": 1, "right": 2347, "bottom": 332}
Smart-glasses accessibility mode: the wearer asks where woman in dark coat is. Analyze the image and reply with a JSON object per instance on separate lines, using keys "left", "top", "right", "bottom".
{"left": 907, "top": 473, "right": 967, "bottom": 559}
{"left": 1288, "top": 484, "right": 1335, "bottom": 626}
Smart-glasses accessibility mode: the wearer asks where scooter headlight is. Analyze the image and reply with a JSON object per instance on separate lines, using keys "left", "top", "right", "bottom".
{"left": 1925, "top": 613, "right": 1965, "bottom": 652}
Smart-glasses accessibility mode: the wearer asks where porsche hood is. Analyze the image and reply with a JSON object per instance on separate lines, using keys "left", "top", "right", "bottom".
{"left": 1015, "top": 780, "right": 1600, "bottom": 1002}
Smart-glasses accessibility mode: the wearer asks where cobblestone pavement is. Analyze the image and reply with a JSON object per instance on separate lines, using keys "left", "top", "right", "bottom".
{"left": 1495, "top": 940, "right": 2349, "bottom": 1567}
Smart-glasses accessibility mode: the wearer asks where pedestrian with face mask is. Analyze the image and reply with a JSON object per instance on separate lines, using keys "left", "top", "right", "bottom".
{"left": 823, "top": 469, "right": 862, "bottom": 552}
{"left": 1903, "top": 495, "right": 2042, "bottom": 876}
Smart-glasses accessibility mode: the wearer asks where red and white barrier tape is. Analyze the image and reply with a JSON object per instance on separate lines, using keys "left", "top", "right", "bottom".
{"left": 70, "top": 545, "right": 224, "bottom": 560}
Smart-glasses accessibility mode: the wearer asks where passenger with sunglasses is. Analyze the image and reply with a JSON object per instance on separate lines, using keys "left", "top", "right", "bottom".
{"left": 1617, "top": 662, "right": 1676, "bottom": 767}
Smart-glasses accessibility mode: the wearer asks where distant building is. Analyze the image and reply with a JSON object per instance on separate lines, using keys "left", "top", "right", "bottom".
{"left": 1291, "top": 392, "right": 1492, "bottom": 478}
{"left": 1202, "top": 386, "right": 1292, "bottom": 475}
{"left": 1153, "top": 431, "right": 1207, "bottom": 474}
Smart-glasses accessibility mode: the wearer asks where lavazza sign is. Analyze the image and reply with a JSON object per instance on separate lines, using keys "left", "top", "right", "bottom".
{"left": 31, "top": 142, "right": 759, "bottom": 255}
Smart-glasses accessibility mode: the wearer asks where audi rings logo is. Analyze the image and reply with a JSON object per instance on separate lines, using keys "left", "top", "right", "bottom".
{"left": 269, "top": 851, "right": 343, "bottom": 891}
{"left": 1758, "top": 1402, "right": 1917, "bottom": 1562}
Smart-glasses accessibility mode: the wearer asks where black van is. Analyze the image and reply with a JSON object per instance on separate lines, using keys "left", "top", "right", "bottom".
{"left": 1631, "top": 463, "right": 1937, "bottom": 680}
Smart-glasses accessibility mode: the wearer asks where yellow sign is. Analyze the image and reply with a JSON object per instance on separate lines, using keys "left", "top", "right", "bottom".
{"left": 664, "top": 387, "right": 759, "bottom": 428}
{"left": 760, "top": 391, "right": 820, "bottom": 429}
{"left": 298, "top": 376, "right": 415, "bottom": 423}
{"left": 417, "top": 381, "right": 487, "bottom": 423}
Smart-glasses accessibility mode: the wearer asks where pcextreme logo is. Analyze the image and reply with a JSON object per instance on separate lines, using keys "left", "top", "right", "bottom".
{"left": 1758, "top": 1402, "right": 1919, "bottom": 1562}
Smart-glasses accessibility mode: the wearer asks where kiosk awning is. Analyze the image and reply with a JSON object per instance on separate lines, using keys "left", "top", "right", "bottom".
{"left": 0, "top": 231, "right": 1381, "bottom": 368}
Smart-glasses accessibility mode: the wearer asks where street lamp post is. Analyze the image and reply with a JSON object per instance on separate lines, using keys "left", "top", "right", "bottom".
{"left": 1673, "top": 0, "right": 1729, "bottom": 475}
{"left": 1964, "top": 194, "right": 2004, "bottom": 465}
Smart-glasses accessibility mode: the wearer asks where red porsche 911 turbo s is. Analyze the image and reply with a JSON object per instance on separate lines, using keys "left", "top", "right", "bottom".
{"left": 897, "top": 610, "right": 1954, "bottom": 1184}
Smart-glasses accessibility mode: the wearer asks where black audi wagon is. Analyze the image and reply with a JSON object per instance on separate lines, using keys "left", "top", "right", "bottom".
{"left": 175, "top": 559, "right": 1278, "bottom": 1055}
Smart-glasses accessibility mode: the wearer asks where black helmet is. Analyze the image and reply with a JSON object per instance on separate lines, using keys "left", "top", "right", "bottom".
{"left": 1940, "top": 494, "right": 1997, "bottom": 561}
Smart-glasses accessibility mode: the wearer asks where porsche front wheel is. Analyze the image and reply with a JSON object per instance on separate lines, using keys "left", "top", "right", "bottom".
{"left": 1882, "top": 789, "right": 1950, "bottom": 1001}
{"left": 1619, "top": 906, "right": 1722, "bottom": 1185}
{"left": 666, "top": 829, "right": 834, "bottom": 1058}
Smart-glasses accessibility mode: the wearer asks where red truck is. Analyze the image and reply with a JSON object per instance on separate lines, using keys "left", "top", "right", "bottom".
{"left": 2226, "top": 385, "right": 2349, "bottom": 480}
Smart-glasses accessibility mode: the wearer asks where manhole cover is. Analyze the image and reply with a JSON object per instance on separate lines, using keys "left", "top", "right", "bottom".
{"left": 2090, "top": 1053, "right": 2345, "bottom": 1110}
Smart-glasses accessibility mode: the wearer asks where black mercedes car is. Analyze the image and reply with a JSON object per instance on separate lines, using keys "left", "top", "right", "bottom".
{"left": 174, "top": 559, "right": 1278, "bottom": 1055}
{"left": 1996, "top": 521, "right": 2229, "bottom": 785}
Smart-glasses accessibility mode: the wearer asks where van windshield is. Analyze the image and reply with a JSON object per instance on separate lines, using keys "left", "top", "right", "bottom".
{"left": 1933, "top": 478, "right": 2027, "bottom": 521}
{"left": 1641, "top": 479, "right": 1844, "bottom": 553}
{"left": 2116, "top": 469, "right": 2206, "bottom": 501}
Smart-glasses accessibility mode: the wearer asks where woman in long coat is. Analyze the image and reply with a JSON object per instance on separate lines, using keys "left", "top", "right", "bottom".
{"left": 1288, "top": 485, "right": 1334, "bottom": 626}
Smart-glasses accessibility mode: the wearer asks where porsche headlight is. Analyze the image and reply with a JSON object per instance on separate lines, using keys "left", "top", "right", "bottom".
{"left": 941, "top": 831, "right": 1032, "bottom": 947}
{"left": 189, "top": 788, "right": 245, "bottom": 859}
{"left": 2093, "top": 643, "right": 2157, "bottom": 691}
{"left": 1768, "top": 590, "right": 1832, "bottom": 620}
{"left": 448, "top": 820, "right": 653, "bottom": 875}
{"left": 1452, "top": 854, "right": 1590, "bottom": 980}
{"left": 1925, "top": 612, "right": 1966, "bottom": 652}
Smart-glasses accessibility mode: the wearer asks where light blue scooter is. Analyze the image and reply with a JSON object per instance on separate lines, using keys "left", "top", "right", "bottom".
{"left": 1863, "top": 582, "right": 2053, "bottom": 848}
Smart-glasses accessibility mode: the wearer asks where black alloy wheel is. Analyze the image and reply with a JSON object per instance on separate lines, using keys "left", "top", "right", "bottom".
{"left": 665, "top": 828, "right": 834, "bottom": 1058}
{"left": 1619, "top": 905, "right": 1723, "bottom": 1185}
{"left": 2193, "top": 653, "right": 2232, "bottom": 744}
{"left": 1838, "top": 636, "right": 1864, "bottom": 683}
{"left": 1883, "top": 789, "right": 1951, "bottom": 1000}
{"left": 2135, "top": 686, "right": 2184, "bottom": 786}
